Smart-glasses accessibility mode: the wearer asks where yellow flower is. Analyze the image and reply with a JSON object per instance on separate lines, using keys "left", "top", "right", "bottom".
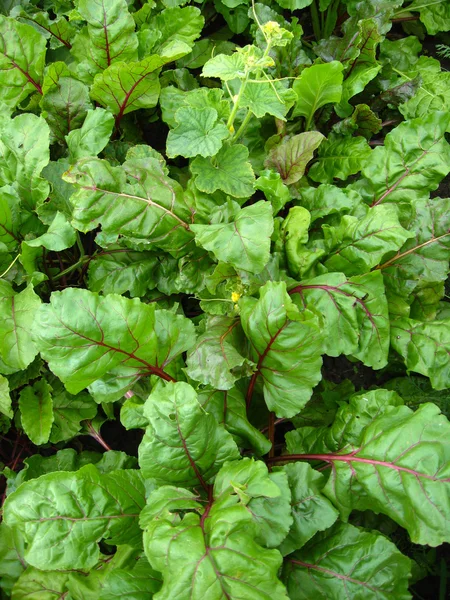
{"left": 231, "top": 291, "right": 241, "bottom": 303}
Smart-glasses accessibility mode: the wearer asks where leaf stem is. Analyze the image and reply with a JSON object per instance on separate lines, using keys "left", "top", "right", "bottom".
{"left": 310, "top": 1, "right": 322, "bottom": 41}
{"left": 52, "top": 255, "right": 90, "bottom": 282}
{"left": 0, "top": 254, "right": 20, "bottom": 279}
{"left": 226, "top": 71, "right": 250, "bottom": 133}
{"left": 230, "top": 110, "right": 253, "bottom": 143}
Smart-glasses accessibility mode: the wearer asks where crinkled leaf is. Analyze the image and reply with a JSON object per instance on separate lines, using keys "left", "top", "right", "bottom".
{"left": 50, "top": 385, "right": 97, "bottom": 443}
{"left": 0, "top": 113, "right": 50, "bottom": 210}
{"left": 186, "top": 316, "right": 254, "bottom": 390}
{"left": 292, "top": 61, "right": 344, "bottom": 128}
{"left": 357, "top": 111, "right": 450, "bottom": 210}
{"left": 191, "top": 144, "right": 255, "bottom": 198}
{"left": 0, "top": 523, "right": 26, "bottom": 595}
{"left": 385, "top": 375, "right": 450, "bottom": 418}
{"left": 265, "top": 132, "right": 324, "bottom": 185}
{"left": 151, "top": 6, "right": 204, "bottom": 54}
{"left": 66, "top": 108, "right": 114, "bottom": 161}
{"left": 11, "top": 567, "right": 69, "bottom": 600}
{"left": 241, "top": 80, "right": 297, "bottom": 120}
{"left": 333, "top": 103, "right": 382, "bottom": 139}
{"left": 297, "top": 184, "right": 359, "bottom": 222}
{"left": 0, "top": 16, "right": 45, "bottom": 108}
{"left": 0, "top": 373, "right": 12, "bottom": 418}
{"left": 408, "top": 0, "right": 450, "bottom": 34}
{"left": 91, "top": 56, "right": 165, "bottom": 119}
{"left": 284, "top": 522, "right": 411, "bottom": 599}
{"left": 290, "top": 271, "right": 390, "bottom": 369}
{"left": 318, "top": 402, "right": 450, "bottom": 546}
{"left": 240, "top": 281, "right": 324, "bottom": 418}
{"left": 202, "top": 51, "right": 246, "bottom": 80}
{"left": 19, "top": 378, "right": 53, "bottom": 445}
{"left": 3, "top": 465, "right": 145, "bottom": 570}
{"left": 167, "top": 106, "right": 229, "bottom": 158}
{"left": 323, "top": 204, "right": 414, "bottom": 276}
{"left": 308, "top": 134, "right": 371, "bottom": 184}
{"left": 255, "top": 169, "right": 291, "bottom": 215}
{"left": 87, "top": 247, "right": 158, "bottom": 297}
{"left": 32, "top": 288, "right": 195, "bottom": 395}
{"left": 138, "top": 382, "right": 240, "bottom": 487}
{"left": 0, "top": 283, "right": 41, "bottom": 373}
{"left": 25, "top": 212, "right": 76, "bottom": 251}
{"left": 391, "top": 318, "right": 450, "bottom": 389}
{"left": 72, "top": 0, "right": 138, "bottom": 79}
{"left": 64, "top": 157, "right": 194, "bottom": 255}
{"left": 278, "top": 462, "right": 338, "bottom": 555}
{"left": 191, "top": 201, "right": 273, "bottom": 274}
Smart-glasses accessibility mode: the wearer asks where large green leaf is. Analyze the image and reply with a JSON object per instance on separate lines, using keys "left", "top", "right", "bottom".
{"left": 87, "top": 247, "right": 158, "bottom": 297}
{"left": 91, "top": 56, "right": 165, "bottom": 121}
{"left": 64, "top": 157, "right": 194, "bottom": 255}
{"left": 308, "top": 134, "right": 371, "bottom": 184}
{"left": 277, "top": 462, "right": 338, "bottom": 555}
{"left": 314, "top": 402, "right": 450, "bottom": 546}
{"left": 167, "top": 106, "right": 229, "bottom": 158}
{"left": 322, "top": 205, "right": 414, "bottom": 276}
{"left": 186, "top": 316, "right": 254, "bottom": 390}
{"left": 150, "top": 6, "right": 204, "bottom": 54}
{"left": 0, "top": 16, "right": 45, "bottom": 108}
{"left": 142, "top": 471, "right": 289, "bottom": 599}
{"left": 11, "top": 567, "right": 69, "bottom": 600}
{"left": 0, "top": 114, "right": 50, "bottom": 210}
{"left": 191, "top": 201, "right": 273, "bottom": 273}
{"left": 0, "top": 282, "right": 41, "bottom": 373}
{"left": 191, "top": 144, "right": 255, "bottom": 198}
{"left": 0, "top": 374, "right": 12, "bottom": 418}
{"left": 32, "top": 288, "right": 195, "bottom": 395}
{"left": 265, "top": 132, "right": 324, "bottom": 185}
{"left": 18, "top": 378, "right": 54, "bottom": 445}
{"left": 292, "top": 61, "right": 344, "bottom": 129}
{"left": 66, "top": 108, "right": 114, "bottom": 161}
{"left": 284, "top": 522, "right": 411, "bottom": 599}
{"left": 0, "top": 523, "right": 25, "bottom": 595}
{"left": 25, "top": 212, "right": 76, "bottom": 251}
{"left": 138, "top": 382, "right": 240, "bottom": 488}
{"left": 391, "top": 318, "right": 450, "bottom": 389}
{"left": 408, "top": 0, "right": 450, "bottom": 34}
{"left": 290, "top": 271, "right": 390, "bottom": 369}
{"left": 72, "top": 0, "right": 138, "bottom": 79}
{"left": 241, "top": 80, "right": 297, "bottom": 120}
{"left": 297, "top": 184, "right": 359, "bottom": 222}
{"left": 357, "top": 112, "right": 450, "bottom": 210}
{"left": 50, "top": 383, "right": 97, "bottom": 443}
{"left": 240, "top": 281, "right": 324, "bottom": 418}
{"left": 3, "top": 465, "right": 145, "bottom": 570}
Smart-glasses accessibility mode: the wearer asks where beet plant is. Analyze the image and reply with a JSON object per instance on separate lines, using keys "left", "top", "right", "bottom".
{"left": 0, "top": 0, "right": 449, "bottom": 598}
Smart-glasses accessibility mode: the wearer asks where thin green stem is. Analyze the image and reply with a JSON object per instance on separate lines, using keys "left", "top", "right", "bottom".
{"left": 75, "top": 232, "right": 85, "bottom": 258}
{"left": 231, "top": 109, "right": 253, "bottom": 143}
{"left": 0, "top": 254, "right": 20, "bottom": 279}
{"left": 52, "top": 255, "right": 90, "bottom": 282}
{"left": 226, "top": 71, "right": 250, "bottom": 133}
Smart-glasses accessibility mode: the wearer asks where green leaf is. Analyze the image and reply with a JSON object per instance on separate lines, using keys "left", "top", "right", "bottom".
{"left": 167, "top": 106, "right": 229, "bottom": 158}
{"left": 40, "top": 72, "right": 91, "bottom": 143}
{"left": 284, "top": 522, "right": 411, "bottom": 599}
{"left": 333, "top": 103, "right": 382, "bottom": 139}
{"left": 186, "top": 316, "right": 254, "bottom": 390}
{"left": 297, "top": 184, "right": 359, "bottom": 222}
{"left": 151, "top": 6, "right": 204, "bottom": 54}
{"left": 11, "top": 567, "right": 69, "bottom": 600}
{"left": 98, "top": 558, "right": 162, "bottom": 599}
{"left": 240, "top": 281, "right": 324, "bottom": 418}
{"left": 87, "top": 247, "right": 158, "bottom": 297}
{"left": 255, "top": 169, "right": 291, "bottom": 215}
{"left": 274, "top": 0, "right": 313, "bottom": 9}
{"left": 32, "top": 288, "right": 195, "bottom": 395}
{"left": 408, "top": 0, "right": 450, "bottom": 34}
{"left": 277, "top": 462, "right": 338, "bottom": 555}
{"left": 25, "top": 212, "right": 76, "bottom": 251}
{"left": 198, "top": 387, "right": 271, "bottom": 456}
{"left": 0, "top": 186, "right": 20, "bottom": 252}
{"left": 3, "top": 465, "right": 146, "bottom": 570}
{"left": 292, "top": 61, "right": 344, "bottom": 129}
{"left": 379, "top": 198, "right": 450, "bottom": 315}
{"left": 0, "top": 523, "right": 26, "bottom": 595}
{"left": 0, "top": 283, "right": 41, "bottom": 373}
{"left": 191, "top": 201, "right": 273, "bottom": 273}
{"left": 0, "top": 114, "right": 50, "bottom": 210}
{"left": 322, "top": 205, "right": 414, "bottom": 276}
{"left": 72, "top": 0, "right": 138, "bottom": 79}
{"left": 91, "top": 56, "right": 165, "bottom": 120}
{"left": 64, "top": 157, "right": 194, "bottom": 255}
{"left": 385, "top": 375, "right": 450, "bottom": 418}
{"left": 142, "top": 477, "right": 289, "bottom": 599}
{"left": 391, "top": 318, "right": 450, "bottom": 389}
{"left": 241, "top": 80, "right": 297, "bottom": 120}
{"left": 19, "top": 378, "right": 53, "bottom": 445}
{"left": 0, "top": 374, "right": 12, "bottom": 418}
{"left": 191, "top": 144, "right": 255, "bottom": 198}
{"left": 138, "top": 382, "right": 240, "bottom": 488}
{"left": 66, "top": 108, "right": 114, "bottom": 161}
{"left": 318, "top": 402, "right": 450, "bottom": 546}
{"left": 17, "top": 9, "right": 75, "bottom": 50}
{"left": 0, "top": 16, "right": 45, "bottom": 108}
{"left": 357, "top": 112, "right": 450, "bottom": 210}
{"left": 290, "top": 271, "right": 390, "bottom": 369}
{"left": 50, "top": 385, "right": 97, "bottom": 443}
{"left": 265, "top": 132, "right": 324, "bottom": 185}
{"left": 308, "top": 134, "right": 371, "bottom": 184}
{"left": 202, "top": 51, "right": 246, "bottom": 80}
